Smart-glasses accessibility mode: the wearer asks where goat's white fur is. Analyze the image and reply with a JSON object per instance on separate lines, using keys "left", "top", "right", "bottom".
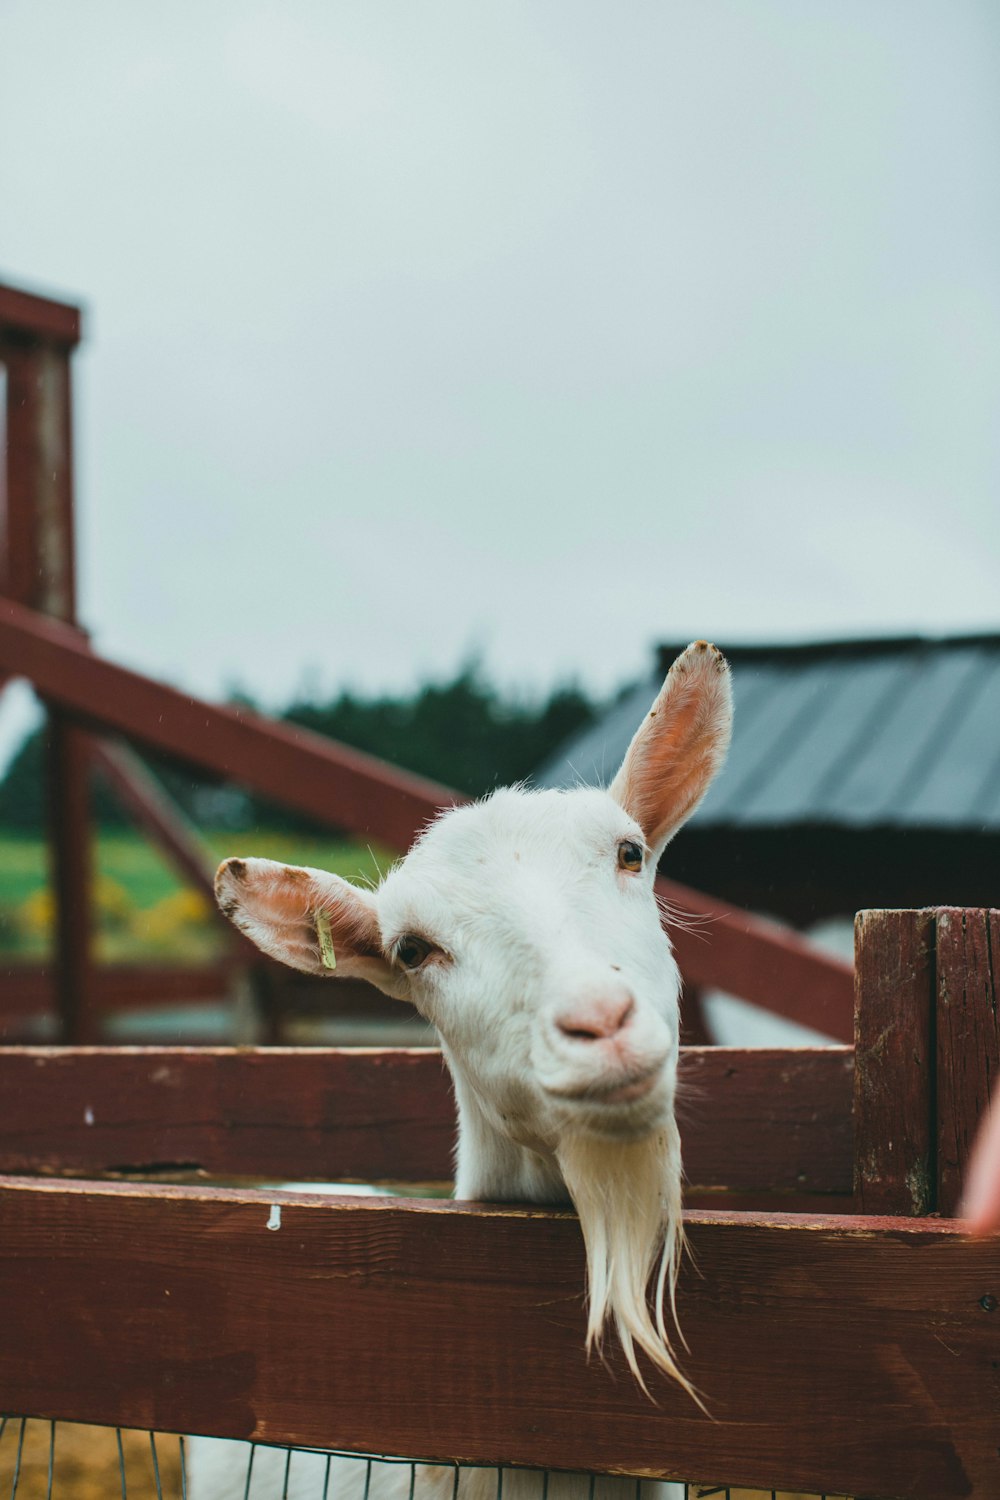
{"left": 189, "top": 641, "right": 732, "bottom": 1499}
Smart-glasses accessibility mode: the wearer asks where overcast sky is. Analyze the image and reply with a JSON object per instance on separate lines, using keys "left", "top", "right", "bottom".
{"left": 2, "top": 1, "right": 999, "bottom": 766}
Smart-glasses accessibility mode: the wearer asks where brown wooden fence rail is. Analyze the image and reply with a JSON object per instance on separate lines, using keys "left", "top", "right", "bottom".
{"left": 1, "top": 908, "right": 999, "bottom": 1498}
{"left": 0, "top": 1045, "right": 853, "bottom": 1195}
{"left": 0, "top": 1182, "right": 993, "bottom": 1500}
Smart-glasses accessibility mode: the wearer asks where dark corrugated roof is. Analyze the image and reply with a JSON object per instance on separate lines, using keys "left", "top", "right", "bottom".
{"left": 534, "top": 635, "right": 1000, "bottom": 832}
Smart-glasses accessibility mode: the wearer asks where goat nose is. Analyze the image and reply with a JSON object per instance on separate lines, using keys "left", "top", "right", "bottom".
{"left": 555, "top": 992, "right": 636, "bottom": 1043}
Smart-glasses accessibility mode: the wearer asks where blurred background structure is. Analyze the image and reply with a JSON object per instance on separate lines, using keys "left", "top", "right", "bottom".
{"left": 539, "top": 634, "right": 1000, "bottom": 922}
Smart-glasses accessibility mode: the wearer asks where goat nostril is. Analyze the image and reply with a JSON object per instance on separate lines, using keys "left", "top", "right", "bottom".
{"left": 555, "top": 994, "right": 635, "bottom": 1043}
{"left": 557, "top": 1019, "right": 604, "bottom": 1043}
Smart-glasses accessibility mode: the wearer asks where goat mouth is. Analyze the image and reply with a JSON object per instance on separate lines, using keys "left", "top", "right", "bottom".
{"left": 545, "top": 1065, "right": 662, "bottom": 1106}
{"left": 599, "top": 1073, "right": 659, "bottom": 1104}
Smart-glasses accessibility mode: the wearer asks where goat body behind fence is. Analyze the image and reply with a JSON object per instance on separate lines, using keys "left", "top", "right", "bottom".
{"left": 184, "top": 1444, "right": 684, "bottom": 1500}
{"left": 193, "top": 641, "right": 732, "bottom": 1496}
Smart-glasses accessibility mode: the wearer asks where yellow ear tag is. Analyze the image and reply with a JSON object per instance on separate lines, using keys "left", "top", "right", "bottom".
{"left": 315, "top": 910, "right": 337, "bottom": 971}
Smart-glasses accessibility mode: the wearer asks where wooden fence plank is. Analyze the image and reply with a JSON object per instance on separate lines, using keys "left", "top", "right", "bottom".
{"left": 0, "top": 1047, "right": 455, "bottom": 1184}
{"left": 0, "top": 962, "right": 240, "bottom": 1021}
{"left": 936, "top": 907, "right": 1000, "bottom": 1217}
{"left": 679, "top": 1045, "right": 852, "bottom": 1193}
{"left": 853, "top": 908, "right": 935, "bottom": 1215}
{"left": 0, "top": 1046, "right": 853, "bottom": 1194}
{"left": 0, "top": 1181, "right": 997, "bottom": 1499}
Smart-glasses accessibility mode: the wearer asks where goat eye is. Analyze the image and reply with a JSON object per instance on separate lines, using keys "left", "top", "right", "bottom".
{"left": 395, "top": 935, "right": 433, "bottom": 970}
{"left": 617, "top": 839, "right": 644, "bottom": 873}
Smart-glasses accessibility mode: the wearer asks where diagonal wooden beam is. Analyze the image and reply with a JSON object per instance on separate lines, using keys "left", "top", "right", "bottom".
{"left": 90, "top": 738, "right": 219, "bottom": 902}
{"left": 656, "top": 876, "right": 853, "bottom": 1038}
{"left": 0, "top": 596, "right": 460, "bottom": 851}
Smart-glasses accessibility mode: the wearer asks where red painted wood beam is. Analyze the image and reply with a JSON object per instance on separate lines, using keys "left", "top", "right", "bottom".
{"left": 0, "top": 963, "right": 241, "bottom": 1020}
{"left": 0, "top": 1045, "right": 853, "bottom": 1194}
{"left": 0, "top": 597, "right": 461, "bottom": 852}
{"left": 0, "top": 282, "right": 82, "bottom": 347}
{"left": 656, "top": 875, "right": 853, "bottom": 1039}
{"left": 0, "top": 1181, "right": 996, "bottom": 1498}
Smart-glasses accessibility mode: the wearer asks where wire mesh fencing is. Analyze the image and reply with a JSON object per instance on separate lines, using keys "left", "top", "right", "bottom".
{"left": 0, "top": 1417, "right": 852, "bottom": 1500}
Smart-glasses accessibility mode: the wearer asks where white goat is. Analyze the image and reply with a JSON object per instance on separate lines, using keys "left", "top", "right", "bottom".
{"left": 188, "top": 640, "right": 732, "bottom": 1500}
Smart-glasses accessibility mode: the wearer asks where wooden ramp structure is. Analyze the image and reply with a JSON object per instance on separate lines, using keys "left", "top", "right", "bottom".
{"left": 2, "top": 282, "right": 998, "bottom": 1497}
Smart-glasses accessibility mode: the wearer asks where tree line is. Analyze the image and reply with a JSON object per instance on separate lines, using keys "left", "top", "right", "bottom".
{"left": 0, "top": 666, "right": 604, "bottom": 835}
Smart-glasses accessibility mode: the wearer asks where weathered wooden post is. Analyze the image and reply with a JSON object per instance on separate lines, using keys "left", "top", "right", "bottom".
{"left": 935, "top": 906, "right": 1000, "bottom": 1217}
{"left": 0, "top": 287, "right": 95, "bottom": 1041}
{"left": 854, "top": 905, "right": 1000, "bottom": 1220}
{"left": 853, "top": 907, "right": 936, "bottom": 1215}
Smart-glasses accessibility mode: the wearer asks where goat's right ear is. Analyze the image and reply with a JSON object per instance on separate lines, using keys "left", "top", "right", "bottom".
{"left": 215, "top": 857, "right": 404, "bottom": 996}
{"left": 609, "top": 640, "right": 732, "bottom": 857}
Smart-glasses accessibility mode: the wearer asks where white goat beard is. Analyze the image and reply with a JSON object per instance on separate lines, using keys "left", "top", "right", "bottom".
{"left": 558, "top": 1119, "right": 694, "bottom": 1400}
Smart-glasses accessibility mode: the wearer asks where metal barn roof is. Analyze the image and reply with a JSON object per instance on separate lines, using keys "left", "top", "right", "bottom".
{"left": 535, "top": 635, "right": 1000, "bottom": 832}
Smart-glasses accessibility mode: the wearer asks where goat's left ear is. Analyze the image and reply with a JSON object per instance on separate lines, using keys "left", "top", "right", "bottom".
{"left": 215, "top": 857, "right": 405, "bottom": 997}
{"left": 609, "top": 640, "right": 732, "bottom": 857}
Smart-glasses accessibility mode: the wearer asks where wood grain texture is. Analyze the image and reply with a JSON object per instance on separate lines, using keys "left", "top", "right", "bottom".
{"left": 0, "top": 1047, "right": 456, "bottom": 1184}
{"left": 853, "top": 908, "right": 935, "bottom": 1215}
{"left": 1, "top": 1181, "right": 998, "bottom": 1499}
{"left": 1, "top": 341, "right": 76, "bottom": 620}
{"left": 936, "top": 908, "right": 1000, "bottom": 1216}
{"left": 679, "top": 1045, "right": 853, "bottom": 1193}
{"left": 0, "top": 1045, "right": 853, "bottom": 1194}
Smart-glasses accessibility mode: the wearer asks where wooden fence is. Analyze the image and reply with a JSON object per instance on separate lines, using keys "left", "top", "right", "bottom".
{"left": 1, "top": 906, "right": 999, "bottom": 1498}
{"left": 4, "top": 280, "right": 996, "bottom": 1495}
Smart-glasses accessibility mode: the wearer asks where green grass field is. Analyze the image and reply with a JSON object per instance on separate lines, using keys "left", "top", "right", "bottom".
{"left": 0, "top": 829, "right": 391, "bottom": 962}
